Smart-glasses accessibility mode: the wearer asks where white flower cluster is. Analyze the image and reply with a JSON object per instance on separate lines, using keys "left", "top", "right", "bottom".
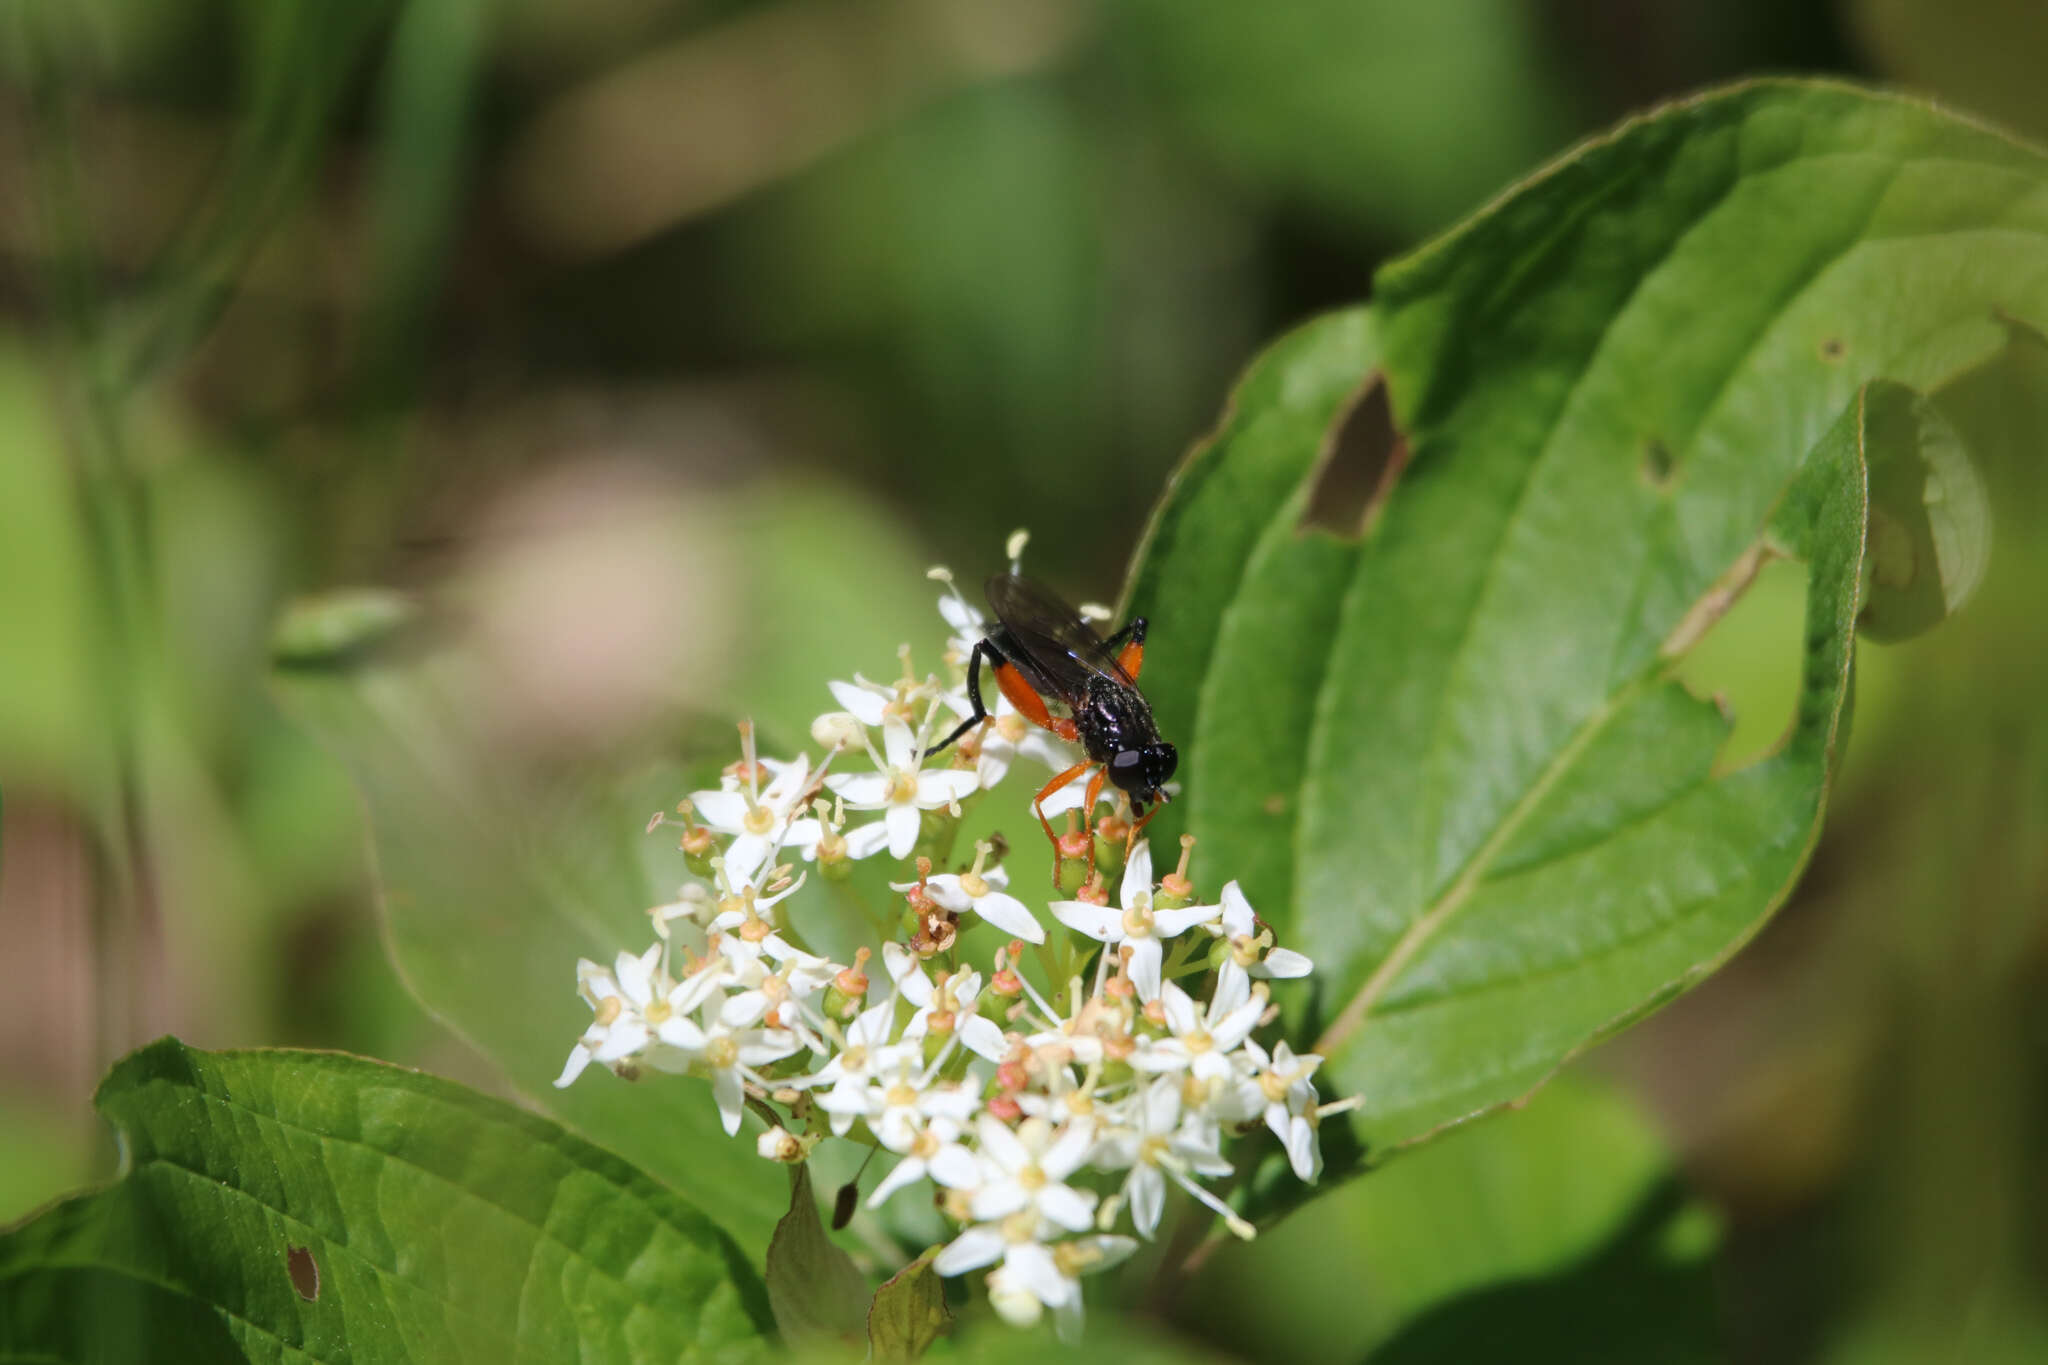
{"left": 556, "top": 541, "right": 1344, "bottom": 1339}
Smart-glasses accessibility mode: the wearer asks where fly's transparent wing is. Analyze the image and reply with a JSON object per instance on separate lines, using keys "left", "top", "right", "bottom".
{"left": 984, "top": 573, "right": 1136, "bottom": 702}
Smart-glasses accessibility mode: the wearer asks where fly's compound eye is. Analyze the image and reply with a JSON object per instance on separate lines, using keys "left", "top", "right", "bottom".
{"left": 1108, "top": 749, "right": 1149, "bottom": 793}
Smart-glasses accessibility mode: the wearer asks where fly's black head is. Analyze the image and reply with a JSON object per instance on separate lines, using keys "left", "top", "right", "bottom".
{"left": 1108, "top": 742, "right": 1177, "bottom": 809}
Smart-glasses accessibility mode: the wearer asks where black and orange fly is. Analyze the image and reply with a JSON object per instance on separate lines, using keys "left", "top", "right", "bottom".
{"left": 932, "top": 574, "right": 1176, "bottom": 883}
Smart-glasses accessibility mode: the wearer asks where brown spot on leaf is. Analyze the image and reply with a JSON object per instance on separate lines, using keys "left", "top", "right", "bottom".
{"left": 287, "top": 1245, "right": 320, "bottom": 1301}
{"left": 1819, "top": 336, "right": 1846, "bottom": 362}
{"left": 1642, "top": 438, "right": 1677, "bottom": 488}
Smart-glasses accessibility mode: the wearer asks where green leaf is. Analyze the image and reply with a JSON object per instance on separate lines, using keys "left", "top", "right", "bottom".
{"left": 1121, "top": 81, "right": 2048, "bottom": 1159}
{"left": 1186, "top": 1073, "right": 1712, "bottom": 1359}
{"left": 867, "top": 1248, "right": 951, "bottom": 1363}
{"left": 0, "top": 1038, "right": 771, "bottom": 1364}
{"left": 799, "top": 1321, "right": 1231, "bottom": 1365}
{"left": 270, "top": 611, "right": 789, "bottom": 1256}
{"left": 1361, "top": 1184, "right": 1720, "bottom": 1365}
{"left": 1857, "top": 380, "right": 1991, "bottom": 641}
{"left": 764, "top": 1164, "right": 871, "bottom": 1348}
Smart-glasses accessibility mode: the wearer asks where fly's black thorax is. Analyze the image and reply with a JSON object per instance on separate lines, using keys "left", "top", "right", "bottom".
{"left": 1073, "top": 680, "right": 1161, "bottom": 764}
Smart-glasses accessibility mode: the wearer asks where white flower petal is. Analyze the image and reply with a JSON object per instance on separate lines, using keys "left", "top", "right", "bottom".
{"left": 914, "top": 769, "right": 979, "bottom": 806}
{"left": 933, "top": 1225, "right": 1006, "bottom": 1277}
{"left": 970, "top": 1182, "right": 1031, "bottom": 1222}
{"left": 843, "top": 819, "right": 893, "bottom": 859}
{"left": 594, "top": 1019, "right": 652, "bottom": 1062}
{"left": 1282, "top": 1113, "right": 1321, "bottom": 1181}
{"left": 1218, "top": 880, "right": 1257, "bottom": 937}
{"left": 1120, "top": 841, "right": 1155, "bottom": 910}
{"left": 1209, "top": 996, "right": 1266, "bottom": 1054}
{"left": 885, "top": 804, "right": 921, "bottom": 859}
{"left": 1041, "top": 1121, "right": 1097, "bottom": 1181}
{"left": 1049, "top": 901, "right": 1120, "bottom": 942}
{"left": 553, "top": 1044, "right": 594, "bottom": 1088}
{"left": 1004, "top": 1242, "right": 1070, "bottom": 1307}
{"left": 1152, "top": 902, "right": 1222, "bottom": 939}
{"left": 975, "top": 747, "right": 1013, "bottom": 788}
{"left": 689, "top": 790, "right": 752, "bottom": 830}
{"left": 923, "top": 874, "right": 972, "bottom": 913}
{"left": 1259, "top": 947, "right": 1315, "bottom": 979}
{"left": 713, "top": 1067, "right": 746, "bottom": 1137}
{"left": 737, "top": 1032, "right": 801, "bottom": 1067}
{"left": 614, "top": 946, "right": 659, "bottom": 1007}
{"left": 1128, "top": 1165, "right": 1165, "bottom": 1239}
{"left": 867, "top": 1157, "right": 928, "bottom": 1208}
{"left": 958, "top": 1016, "right": 1009, "bottom": 1064}
{"left": 927, "top": 1145, "right": 982, "bottom": 1190}
{"left": 654, "top": 1017, "right": 703, "bottom": 1052}
{"left": 1127, "top": 937, "right": 1164, "bottom": 1002}
{"left": 969, "top": 890, "right": 1044, "bottom": 943}
{"left": 976, "top": 1113, "right": 1030, "bottom": 1169}
{"left": 723, "top": 837, "right": 775, "bottom": 887}
{"left": 938, "top": 595, "right": 983, "bottom": 635}
{"left": 827, "top": 773, "right": 893, "bottom": 808}
{"left": 881, "top": 718, "right": 918, "bottom": 770}
{"left": 1209, "top": 959, "right": 1251, "bottom": 1016}
{"left": 719, "top": 991, "right": 769, "bottom": 1029}
{"left": 1036, "top": 1182, "right": 1097, "bottom": 1232}
{"left": 853, "top": 995, "right": 901, "bottom": 1047}
{"left": 829, "top": 680, "right": 888, "bottom": 727}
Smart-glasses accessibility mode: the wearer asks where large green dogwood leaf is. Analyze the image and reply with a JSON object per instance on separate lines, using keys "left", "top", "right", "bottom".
{"left": 1122, "top": 80, "right": 2048, "bottom": 1156}
{"left": 271, "top": 624, "right": 789, "bottom": 1256}
{"left": 0, "top": 1039, "right": 771, "bottom": 1364}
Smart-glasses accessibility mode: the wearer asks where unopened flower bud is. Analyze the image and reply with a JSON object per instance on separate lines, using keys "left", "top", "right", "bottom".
{"left": 811, "top": 711, "right": 866, "bottom": 752}
{"left": 1091, "top": 836, "right": 1127, "bottom": 881}
{"left": 756, "top": 1127, "right": 805, "bottom": 1163}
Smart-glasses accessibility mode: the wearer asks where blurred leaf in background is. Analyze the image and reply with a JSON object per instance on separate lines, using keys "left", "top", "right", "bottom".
{"left": 4, "top": 0, "right": 2048, "bottom": 1359}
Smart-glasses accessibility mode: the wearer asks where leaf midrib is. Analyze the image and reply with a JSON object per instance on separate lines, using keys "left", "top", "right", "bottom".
{"left": 1315, "top": 668, "right": 1655, "bottom": 1055}
{"left": 114, "top": 1072, "right": 741, "bottom": 1330}
{"left": 1311, "top": 137, "right": 1972, "bottom": 1059}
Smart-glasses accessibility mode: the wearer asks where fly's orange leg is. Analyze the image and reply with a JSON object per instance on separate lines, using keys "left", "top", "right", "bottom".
{"left": 1078, "top": 766, "right": 1108, "bottom": 884}
{"left": 1127, "top": 797, "right": 1163, "bottom": 856}
{"left": 1033, "top": 761, "right": 1091, "bottom": 886}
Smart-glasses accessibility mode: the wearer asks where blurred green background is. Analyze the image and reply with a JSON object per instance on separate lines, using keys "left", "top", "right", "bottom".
{"left": 3, "top": 1, "right": 2045, "bottom": 1360}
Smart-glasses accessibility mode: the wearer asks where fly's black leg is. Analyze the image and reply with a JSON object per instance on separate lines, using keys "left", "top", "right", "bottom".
{"left": 930, "top": 639, "right": 996, "bottom": 755}
{"left": 1100, "top": 617, "right": 1147, "bottom": 653}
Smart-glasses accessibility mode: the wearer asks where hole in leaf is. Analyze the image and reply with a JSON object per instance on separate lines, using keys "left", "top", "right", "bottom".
{"left": 1299, "top": 373, "right": 1408, "bottom": 538}
{"left": 287, "top": 1245, "right": 320, "bottom": 1301}
{"left": 1670, "top": 556, "right": 1810, "bottom": 773}
{"left": 1642, "top": 438, "right": 1677, "bottom": 488}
